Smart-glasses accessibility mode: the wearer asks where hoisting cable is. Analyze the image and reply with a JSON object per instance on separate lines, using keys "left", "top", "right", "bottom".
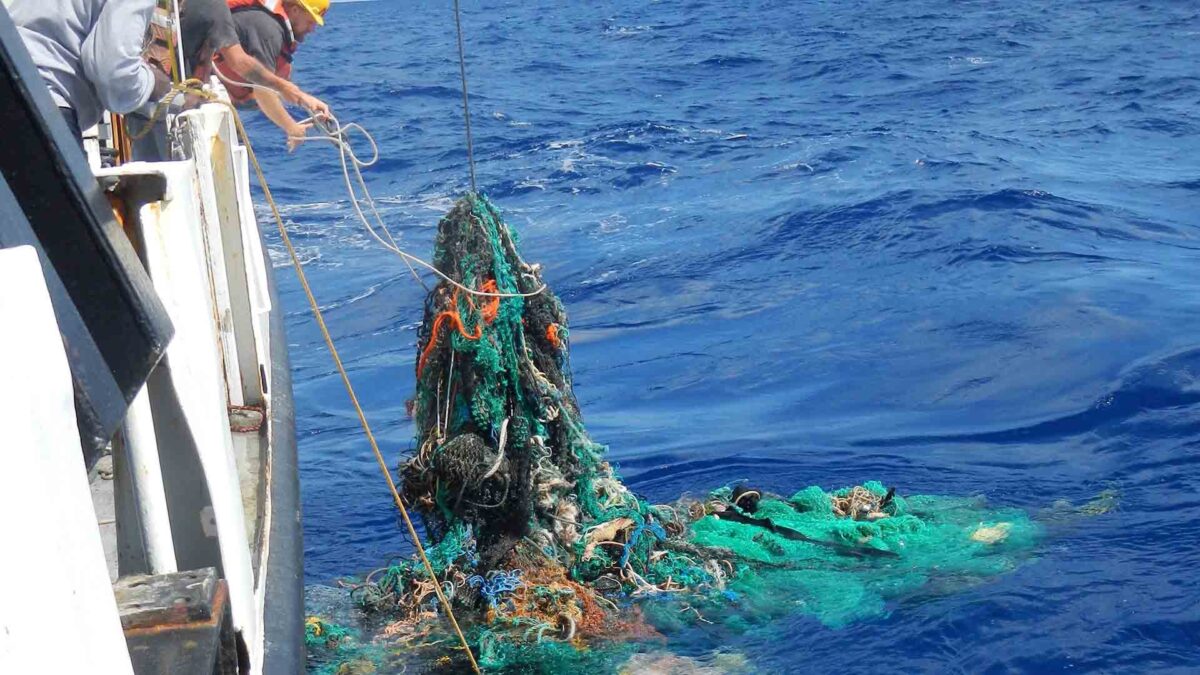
{"left": 234, "top": 109, "right": 482, "bottom": 672}
{"left": 452, "top": 0, "right": 478, "bottom": 194}
{"left": 144, "top": 81, "right": 483, "bottom": 673}
{"left": 133, "top": 9, "right": 537, "bottom": 671}
{"left": 210, "top": 65, "right": 544, "bottom": 300}
{"left": 233, "top": 107, "right": 484, "bottom": 675}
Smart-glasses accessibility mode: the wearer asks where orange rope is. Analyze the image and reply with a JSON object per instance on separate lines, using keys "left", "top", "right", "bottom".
{"left": 417, "top": 279, "right": 500, "bottom": 377}
{"left": 546, "top": 323, "right": 562, "bottom": 350}
{"left": 224, "top": 103, "right": 483, "bottom": 672}
{"left": 479, "top": 279, "right": 500, "bottom": 322}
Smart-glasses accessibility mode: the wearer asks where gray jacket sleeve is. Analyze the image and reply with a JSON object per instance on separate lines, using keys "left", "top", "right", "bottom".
{"left": 80, "top": 0, "right": 157, "bottom": 114}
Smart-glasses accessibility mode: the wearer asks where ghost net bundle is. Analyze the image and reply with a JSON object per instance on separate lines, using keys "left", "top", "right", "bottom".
{"left": 307, "top": 194, "right": 1058, "bottom": 674}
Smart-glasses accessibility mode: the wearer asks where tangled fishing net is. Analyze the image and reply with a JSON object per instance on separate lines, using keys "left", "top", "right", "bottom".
{"left": 305, "top": 194, "right": 1110, "bottom": 674}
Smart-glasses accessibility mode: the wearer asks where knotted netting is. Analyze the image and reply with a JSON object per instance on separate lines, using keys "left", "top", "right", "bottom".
{"left": 304, "top": 194, "right": 1113, "bottom": 674}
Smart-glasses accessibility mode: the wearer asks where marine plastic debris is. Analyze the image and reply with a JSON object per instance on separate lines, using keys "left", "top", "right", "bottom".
{"left": 305, "top": 194, "right": 1103, "bottom": 674}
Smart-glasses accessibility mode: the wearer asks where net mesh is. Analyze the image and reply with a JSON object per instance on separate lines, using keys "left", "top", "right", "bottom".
{"left": 304, "top": 194, "right": 1097, "bottom": 674}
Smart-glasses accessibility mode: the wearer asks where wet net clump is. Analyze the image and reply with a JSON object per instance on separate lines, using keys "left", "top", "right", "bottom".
{"left": 305, "top": 194, "right": 1062, "bottom": 674}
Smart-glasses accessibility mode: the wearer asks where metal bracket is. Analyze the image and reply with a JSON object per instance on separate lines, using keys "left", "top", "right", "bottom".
{"left": 228, "top": 405, "right": 265, "bottom": 433}
{"left": 114, "top": 567, "right": 241, "bottom": 674}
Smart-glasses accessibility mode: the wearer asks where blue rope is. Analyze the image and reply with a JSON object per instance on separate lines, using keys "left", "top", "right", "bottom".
{"left": 619, "top": 520, "right": 667, "bottom": 568}
{"left": 468, "top": 569, "right": 523, "bottom": 609}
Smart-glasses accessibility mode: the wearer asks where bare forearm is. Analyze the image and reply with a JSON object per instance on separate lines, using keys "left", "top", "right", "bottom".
{"left": 223, "top": 46, "right": 301, "bottom": 102}
{"left": 253, "top": 90, "right": 298, "bottom": 133}
{"left": 219, "top": 45, "right": 329, "bottom": 117}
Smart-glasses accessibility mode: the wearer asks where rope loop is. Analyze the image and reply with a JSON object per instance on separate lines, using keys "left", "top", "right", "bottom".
{"left": 152, "top": 83, "right": 483, "bottom": 674}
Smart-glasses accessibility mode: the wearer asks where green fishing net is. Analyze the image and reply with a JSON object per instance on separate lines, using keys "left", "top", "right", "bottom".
{"left": 681, "top": 481, "right": 1040, "bottom": 629}
{"left": 303, "top": 194, "right": 1097, "bottom": 674}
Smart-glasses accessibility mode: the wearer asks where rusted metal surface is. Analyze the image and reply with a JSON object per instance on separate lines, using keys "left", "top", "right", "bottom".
{"left": 116, "top": 568, "right": 239, "bottom": 674}
{"left": 209, "top": 125, "right": 266, "bottom": 407}
{"left": 102, "top": 155, "right": 259, "bottom": 657}
{"left": 228, "top": 404, "right": 265, "bottom": 433}
{"left": 115, "top": 568, "right": 215, "bottom": 630}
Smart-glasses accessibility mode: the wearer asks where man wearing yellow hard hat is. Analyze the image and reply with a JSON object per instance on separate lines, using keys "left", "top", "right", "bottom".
{"left": 221, "top": 0, "right": 330, "bottom": 149}
{"left": 180, "top": 0, "right": 330, "bottom": 126}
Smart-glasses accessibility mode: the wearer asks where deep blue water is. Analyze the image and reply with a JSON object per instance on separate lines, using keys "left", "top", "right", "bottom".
{"left": 248, "top": 0, "right": 1200, "bottom": 671}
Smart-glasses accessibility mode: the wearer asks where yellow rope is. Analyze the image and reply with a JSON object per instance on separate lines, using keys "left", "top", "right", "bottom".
{"left": 171, "top": 86, "right": 482, "bottom": 673}
{"left": 127, "top": 78, "right": 207, "bottom": 142}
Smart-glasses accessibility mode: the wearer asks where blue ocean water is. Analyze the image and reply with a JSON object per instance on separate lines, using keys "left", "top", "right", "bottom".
{"left": 248, "top": 0, "right": 1200, "bottom": 671}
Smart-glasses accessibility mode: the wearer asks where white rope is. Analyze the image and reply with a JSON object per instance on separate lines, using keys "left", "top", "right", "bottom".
{"left": 213, "top": 66, "right": 545, "bottom": 300}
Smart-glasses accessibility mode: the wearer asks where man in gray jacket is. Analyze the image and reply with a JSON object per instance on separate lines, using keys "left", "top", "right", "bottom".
{"left": 9, "top": 0, "right": 171, "bottom": 139}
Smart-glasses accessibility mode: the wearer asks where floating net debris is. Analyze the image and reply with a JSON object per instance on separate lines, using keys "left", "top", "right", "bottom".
{"left": 305, "top": 194, "right": 1111, "bottom": 674}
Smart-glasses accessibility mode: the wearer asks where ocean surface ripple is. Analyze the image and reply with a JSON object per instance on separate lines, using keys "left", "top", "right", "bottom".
{"left": 247, "top": 1, "right": 1200, "bottom": 671}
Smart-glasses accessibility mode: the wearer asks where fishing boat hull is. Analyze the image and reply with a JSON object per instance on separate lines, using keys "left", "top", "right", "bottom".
{"left": 0, "top": 4, "right": 304, "bottom": 671}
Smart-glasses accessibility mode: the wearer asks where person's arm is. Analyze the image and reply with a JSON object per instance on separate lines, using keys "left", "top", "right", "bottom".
{"left": 80, "top": 0, "right": 162, "bottom": 114}
{"left": 219, "top": 43, "right": 330, "bottom": 118}
{"left": 253, "top": 89, "right": 311, "bottom": 152}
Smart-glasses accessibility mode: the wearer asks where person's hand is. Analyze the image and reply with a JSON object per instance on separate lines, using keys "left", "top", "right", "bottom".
{"left": 182, "top": 92, "right": 206, "bottom": 110}
{"left": 285, "top": 120, "right": 313, "bottom": 153}
{"left": 148, "top": 65, "right": 173, "bottom": 100}
{"left": 297, "top": 92, "right": 331, "bottom": 121}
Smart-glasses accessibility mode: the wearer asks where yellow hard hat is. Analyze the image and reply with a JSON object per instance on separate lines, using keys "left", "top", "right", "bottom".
{"left": 295, "top": 0, "right": 329, "bottom": 26}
